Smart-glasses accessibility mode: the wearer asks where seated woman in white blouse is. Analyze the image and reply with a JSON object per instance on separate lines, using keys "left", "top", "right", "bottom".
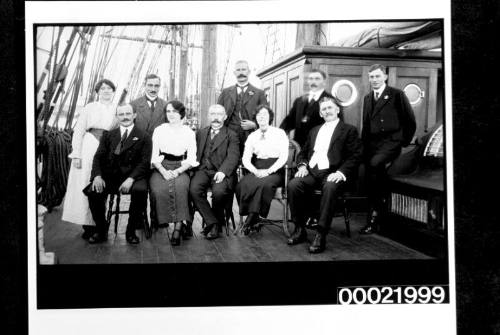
{"left": 236, "top": 105, "right": 289, "bottom": 234}
{"left": 149, "top": 100, "right": 198, "bottom": 246}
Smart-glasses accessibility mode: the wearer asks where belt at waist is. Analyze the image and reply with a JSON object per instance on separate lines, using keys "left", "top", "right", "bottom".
{"left": 160, "top": 152, "right": 186, "bottom": 161}
{"left": 87, "top": 128, "right": 105, "bottom": 141}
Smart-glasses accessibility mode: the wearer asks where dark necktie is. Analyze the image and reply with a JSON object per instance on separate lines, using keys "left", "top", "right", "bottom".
{"left": 148, "top": 99, "right": 155, "bottom": 114}
{"left": 114, "top": 129, "right": 128, "bottom": 155}
{"left": 210, "top": 129, "right": 219, "bottom": 140}
{"left": 374, "top": 92, "right": 380, "bottom": 101}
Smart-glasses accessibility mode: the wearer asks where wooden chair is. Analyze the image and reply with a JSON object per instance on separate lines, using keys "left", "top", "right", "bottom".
{"left": 106, "top": 193, "right": 152, "bottom": 239}
{"left": 235, "top": 139, "right": 301, "bottom": 237}
{"left": 196, "top": 189, "right": 236, "bottom": 236}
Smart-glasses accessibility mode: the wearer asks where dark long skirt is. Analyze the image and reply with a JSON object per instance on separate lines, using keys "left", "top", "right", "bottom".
{"left": 236, "top": 158, "right": 284, "bottom": 217}
{"left": 149, "top": 160, "right": 192, "bottom": 224}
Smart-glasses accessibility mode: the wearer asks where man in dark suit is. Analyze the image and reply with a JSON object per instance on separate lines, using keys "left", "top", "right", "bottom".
{"left": 360, "top": 64, "right": 416, "bottom": 234}
{"left": 287, "top": 97, "right": 362, "bottom": 253}
{"left": 129, "top": 74, "right": 167, "bottom": 230}
{"left": 189, "top": 104, "right": 240, "bottom": 240}
{"left": 217, "top": 60, "right": 267, "bottom": 153}
{"left": 86, "top": 104, "right": 152, "bottom": 244}
{"left": 280, "top": 69, "right": 334, "bottom": 147}
{"left": 130, "top": 74, "right": 168, "bottom": 136}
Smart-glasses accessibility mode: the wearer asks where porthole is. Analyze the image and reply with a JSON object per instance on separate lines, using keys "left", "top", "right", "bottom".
{"left": 404, "top": 83, "right": 424, "bottom": 105}
{"left": 331, "top": 79, "right": 358, "bottom": 107}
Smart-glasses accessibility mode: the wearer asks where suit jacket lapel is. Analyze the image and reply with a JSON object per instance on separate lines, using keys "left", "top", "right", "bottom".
{"left": 197, "top": 127, "right": 209, "bottom": 161}
{"left": 298, "top": 95, "right": 309, "bottom": 122}
{"left": 138, "top": 96, "right": 151, "bottom": 128}
{"left": 120, "top": 126, "right": 140, "bottom": 153}
{"left": 371, "top": 86, "right": 390, "bottom": 118}
{"left": 241, "top": 84, "right": 255, "bottom": 106}
{"left": 211, "top": 126, "right": 227, "bottom": 152}
{"left": 110, "top": 128, "right": 121, "bottom": 152}
{"left": 230, "top": 85, "right": 238, "bottom": 106}
{"left": 328, "top": 121, "right": 344, "bottom": 150}
{"left": 152, "top": 98, "right": 165, "bottom": 125}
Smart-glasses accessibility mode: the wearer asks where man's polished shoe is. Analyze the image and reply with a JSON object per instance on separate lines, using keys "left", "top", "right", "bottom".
{"left": 88, "top": 233, "right": 107, "bottom": 244}
{"left": 205, "top": 224, "right": 219, "bottom": 240}
{"left": 308, "top": 233, "right": 326, "bottom": 253}
{"left": 360, "top": 214, "right": 379, "bottom": 234}
{"left": 287, "top": 227, "right": 307, "bottom": 245}
{"left": 126, "top": 233, "right": 140, "bottom": 244}
{"left": 81, "top": 229, "right": 93, "bottom": 240}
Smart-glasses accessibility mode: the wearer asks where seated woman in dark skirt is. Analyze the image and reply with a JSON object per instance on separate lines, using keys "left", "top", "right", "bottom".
{"left": 236, "top": 105, "right": 289, "bottom": 234}
{"left": 150, "top": 100, "right": 198, "bottom": 245}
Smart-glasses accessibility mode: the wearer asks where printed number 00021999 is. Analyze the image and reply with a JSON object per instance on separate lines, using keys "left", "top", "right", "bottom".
{"left": 337, "top": 286, "right": 448, "bottom": 305}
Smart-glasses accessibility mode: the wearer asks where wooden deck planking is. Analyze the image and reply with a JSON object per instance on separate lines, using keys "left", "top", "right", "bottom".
{"left": 41, "top": 198, "right": 433, "bottom": 264}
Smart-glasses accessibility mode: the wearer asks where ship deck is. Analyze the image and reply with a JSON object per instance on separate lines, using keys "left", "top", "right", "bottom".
{"left": 42, "top": 196, "right": 432, "bottom": 264}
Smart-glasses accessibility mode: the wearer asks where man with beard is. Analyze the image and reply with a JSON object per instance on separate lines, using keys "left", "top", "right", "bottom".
{"left": 217, "top": 60, "right": 267, "bottom": 154}
{"left": 280, "top": 69, "right": 334, "bottom": 147}
{"left": 189, "top": 104, "right": 240, "bottom": 239}
{"left": 130, "top": 74, "right": 168, "bottom": 136}
{"left": 85, "top": 104, "right": 152, "bottom": 244}
{"left": 286, "top": 97, "right": 362, "bottom": 253}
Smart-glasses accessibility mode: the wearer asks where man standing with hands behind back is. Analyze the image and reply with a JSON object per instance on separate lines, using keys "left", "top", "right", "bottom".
{"left": 217, "top": 60, "right": 267, "bottom": 153}
{"left": 130, "top": 74, "right": 168, "bottom": 230}
{"left": 360, "top": 64, "right": 416, "bottom": 234}
{"left": 280, "top": 69, "right": 334, "bottom": 147}
{"left": 130, "top": 74, "right": 168, "bottom": 136}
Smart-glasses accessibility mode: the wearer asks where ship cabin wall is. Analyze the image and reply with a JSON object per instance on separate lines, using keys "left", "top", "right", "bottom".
{"left": 257, "top": 46, "right": 443, "bottom": 141}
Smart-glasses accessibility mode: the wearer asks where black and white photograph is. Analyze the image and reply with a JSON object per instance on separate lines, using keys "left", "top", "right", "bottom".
{"left": 25, "top": 1, "right": 456, "bottom": 334}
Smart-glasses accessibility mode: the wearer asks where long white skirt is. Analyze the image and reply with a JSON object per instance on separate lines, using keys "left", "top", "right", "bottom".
{"left": 61, "top": 133, "right": 99, "bottom": 226}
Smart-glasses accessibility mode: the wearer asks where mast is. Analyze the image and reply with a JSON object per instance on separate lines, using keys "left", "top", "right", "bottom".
{"left": 200, "top": 24, "right": 217, "bottom": 128}
{"left": 178, "top": 25, "right": 189, "bottom": 103}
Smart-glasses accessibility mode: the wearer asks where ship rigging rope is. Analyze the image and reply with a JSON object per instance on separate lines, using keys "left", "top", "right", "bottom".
{"left": 36, "top": 27, "right": 95, "bottom": 209}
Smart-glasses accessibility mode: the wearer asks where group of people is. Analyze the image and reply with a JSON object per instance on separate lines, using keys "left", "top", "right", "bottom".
{"left": 61, "top": 59, "right": 416, "bottom": 254}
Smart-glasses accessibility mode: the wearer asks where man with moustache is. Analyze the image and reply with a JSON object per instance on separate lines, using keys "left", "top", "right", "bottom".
{"left": 280, "top": 69, "right": 334, "bottom": 147}
{"left": 189, "top": 104, "right": 240, "bottom": 240}
{"left": 130, "top": 74, "right": 168, "bottom": 136}
{"left": 129, "top": 74, "right": 167, "bottom": 231}
{"left": 85, "top": 104, "right": 152, "bottom": 244}
{"left": 287, "top": 97, "right": 362, "bottom": 253}
{"left": 217, "top": 60, "right": 267, "bottom": 154}
{"left": 359, "top": 64, "right": 416, "bottom": 234}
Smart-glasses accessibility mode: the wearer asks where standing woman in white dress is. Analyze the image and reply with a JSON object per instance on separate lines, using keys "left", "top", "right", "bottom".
{"left": 149, "top": 100, "right": 198, "bottom": 246}
{"left": 62, "top": 79, "right": 118, "bottom": 239}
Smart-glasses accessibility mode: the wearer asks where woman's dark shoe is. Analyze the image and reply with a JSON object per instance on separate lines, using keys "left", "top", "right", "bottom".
{"left": 170, "top": 221, "right": 183, "bottom": 246}
{"left": 182, "top": 222, "right": 193, "bottom": 240}
{"left": 242, "top": 213, "right": 258, "bottom": 235}
{"left": 287, "top": 227, "right": 307, "bottom": 245}
{"left": 81, "top": 230, "right": 93, "bottom": 240}
{"left": 88, "top": 233, "right": 107, "bottom": 244}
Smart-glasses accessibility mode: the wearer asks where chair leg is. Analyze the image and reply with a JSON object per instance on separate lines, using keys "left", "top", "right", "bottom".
{"left": 283, "top": 198, "right": 291, "bottom": 237}
{"left": 224, "top": 211, "right": 230, "bottom": 236}
{"left": 343, "top": 198, "right": 351, "bottom": 238}
{"left": 143, "top": 210, "right": 151, "bottom": 239}
{"left": 107, "top": 194, "right": 115, "bottom": 229}
{"left": 114, "top": 194, "right": 121, "bottom": 234}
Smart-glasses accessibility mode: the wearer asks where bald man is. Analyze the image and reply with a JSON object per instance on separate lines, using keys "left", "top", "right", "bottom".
{"left": 189, "top": 104, "right": 240, "bottom": 240}
{"left": 86, "top": 104, "right": 152, "bottom": 244}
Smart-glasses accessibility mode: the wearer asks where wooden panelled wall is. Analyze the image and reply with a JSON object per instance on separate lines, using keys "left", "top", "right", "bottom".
{"left": 260, "top": 55, "right": 442, "bottom": 140}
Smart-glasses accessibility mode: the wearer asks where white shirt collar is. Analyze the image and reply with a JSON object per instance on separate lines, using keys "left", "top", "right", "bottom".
{"left": 145, "top": 93, "right": 157, "bottom": 101}
{"left": 309, "top": 89, "right": 324, "bottom": 101}
{"left": 120, "top": 124, "right": 134, "bottom": 136}
{"left": 322, "top": 118, "right": 340, "bottom": 129}
{"left": 373, "top": 84, "right": 386, "bottom": 95}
